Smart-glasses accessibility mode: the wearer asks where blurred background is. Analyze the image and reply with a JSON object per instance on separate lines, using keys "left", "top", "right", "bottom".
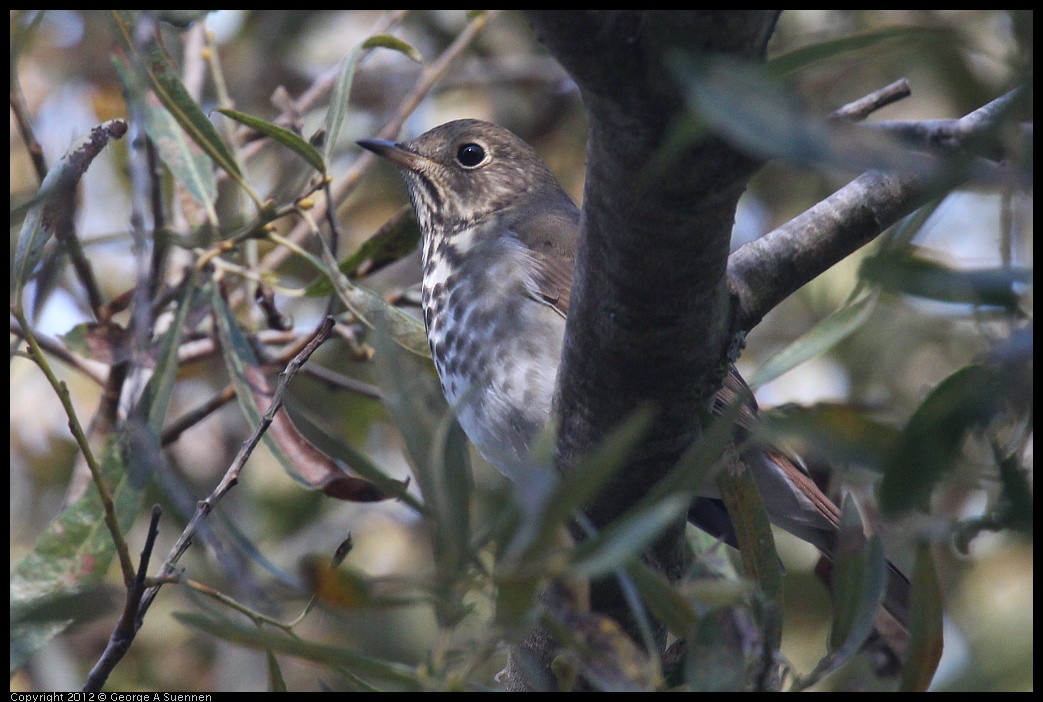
{"left": 10, "top": 10, "right": 1032, "bottom": 691}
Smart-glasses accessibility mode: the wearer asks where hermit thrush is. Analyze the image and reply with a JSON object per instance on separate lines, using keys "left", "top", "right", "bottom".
{"left": 358, "top": 119, "right": 908, "bottom": 625}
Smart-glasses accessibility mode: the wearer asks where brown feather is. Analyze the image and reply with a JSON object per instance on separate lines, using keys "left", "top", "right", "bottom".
{"left": 507, "top": 199, "right": 579, "bottom": 319}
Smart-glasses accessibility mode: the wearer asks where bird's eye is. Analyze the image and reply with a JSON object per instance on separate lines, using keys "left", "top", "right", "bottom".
{"left": 456, "top": 143, "right": 486, "bottom": 168}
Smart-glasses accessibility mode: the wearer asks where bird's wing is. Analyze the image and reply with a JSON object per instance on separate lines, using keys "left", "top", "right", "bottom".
{"left": 508, "top": 199, "right": 908, "bottom": 628}
{"left": 508, "top": 200, "right": 580, "bottom": 319}
{"left": 716, "top": 364, "right": 842, "bottom": 534}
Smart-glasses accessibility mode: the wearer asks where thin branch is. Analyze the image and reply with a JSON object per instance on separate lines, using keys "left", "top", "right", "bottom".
{"left": 728, "top": 90, "right": 1025, "bottom": 332}
{"left": 9, "top": 316, "right": 108, "bottom": 386}
{"left": 135, "top": 316, "right": 336, "bottom": 627}
{"left": 256, "top": 11, "right": 496, "bottom": 276}
{"left": 183, "top": 579, "right": 303, "bottom": 633}
{"left": 829, "top": 79, "right": 911, "bottom": 122}
{"left": 160, "top": 384, "right": 237, "bottom": 446}
{"left": 298, "top": 363, "right": 383, "bottom": 401}
{"left": 10, "top": 75, "right": 49, "bottom": 183}
{"left": 237, "top": 10, "right": 410, "bottom": 163}
{"left": 83, "top": 505, "right": 163, "bottom": 692}
{"left": 13, "top": 308, "right": 138, "bottom": 585}
{"left": 145, "top": 138, "right": 169, "bottom": 302}
{"left": 176, "top": 329, "right": 299, "bottom": 365}
{"left": 159, "top": 346, "right": 382, "bottom": 447}
{"left": 36, "top": 121, "right": 125, "bottom": 321}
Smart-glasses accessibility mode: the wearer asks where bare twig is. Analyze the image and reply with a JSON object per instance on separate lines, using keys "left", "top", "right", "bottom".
{"left": 299, "top": 363, "right": 383, "bottom": 401}
{"left": 83, "top": 505, "right": 163, "bottom": 692}
{"left": 9, "top": 316, "right": 108, "bottom": 386}
{"left": 257, "top": 11, "right": 496, "bottom": 275}
{"left": 29, "top": 121, "right": 127, "bottom": 321}
{"left": 145, "top": 138, "right": 169, "bottom": 302}
{"left": 238, "top": 10, "right": 410, "bottom": 162}
{"left": 10, "top": 73, "right": 49, "bottom": 183}
{"left": 176, "top": 329, "right": 298, "bottom": 365}
{"left": 13, "top": 308, "right": 138, "bottom": 585}
{"left": 829, "top": 78, "right": 911, "bottom": 122}
{"left": 728, "top": 89, "right": 1025, "bottom": 332}
{"left": 159, "top": 349, "right": 382, "bottom": 448}
{"left": 135, "top": 316, "right": 336, "bottom": 626}
{"left": 160, "top": 384, "right": 237, "bottom": 446}
{"left": 861, "top": 109, "right": 1029, "bottom": 160}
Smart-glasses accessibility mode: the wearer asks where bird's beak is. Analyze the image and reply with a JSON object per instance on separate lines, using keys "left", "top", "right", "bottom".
{"left": 357, "top": 138, "right": 426, "bottom": 171}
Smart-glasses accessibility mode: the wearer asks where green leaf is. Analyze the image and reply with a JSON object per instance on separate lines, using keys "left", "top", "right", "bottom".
{"left": 268, "top": 384, "right": 422, "bottom": 512}
{"left": 639, "top": 394, "right": 747, "bottom": 513}
{"left": 570, "top": 495, "right": 691, "bottom": 578}
{"left": 9, "top": 585, "right": 120, "bottom": 629}
{"left": 143, "top": 50, "right": 241, "bottom": 181}
{"left": 323, "top": 34, "right": 422, "bottom": 165}
{"left": 266, "top": 649, "right": 288, "bottom": 692}
{"left": 372, "top": 328, "right": 472, "bottom": 619}
{"left": 10, "top": 440, "right": 130, "bottom": 675}
{"left": 668, "top": 53, "right": 936, "bottom": 177}
{"left": 371, "top": 330, "right": 449, "bottom": 499}
{"left": 749, "top": 287, "right": 878, "bottom": 389}
{"left": 112, "top": 12, "right": 243, "bottom": 182}
{"left": 145, "top": 100, "right": 220, "bottom": 222}
{"left": 879, "top": 364, "right": 1008, "bottom": 516}
{"left": 757, "top": 403, "right": 901, "bottom": 471}
{"left": 684, "top": 613, "right": 750, "bottom": 692}
{"left": 174, "top": 611, "right": 421, "bottom": 688}
{"left": 428, "top": 411, "right": 475, "bottom": 590}
{"left": 216, "top": 108, "right": 326, "bottom": 174}
{"left": 10, "top": 282, "right": 194, "bottom": 673}
{"left": 877, "top": 198, "right": 945, "bottom": 253}
{"left": 291, "top": 414, "right": 424, "bottom": 513}
{"left": 565, "top": 401, "right": 749, "bottom": 581}
{"left": 827, "top": 497, "right": 887, "bottom": 662}
{"left": 624, "top": 561, "right": 698, "bottom": 638}
{"left": 116, "top": 49, "right": 216, "bottom": 220}
{"left": 898, "top": 544, "right": 944, "bottom": 691}
{"left": 860, "top": 248, "right": 1031, "bottom": 310}
{"left": 12, "top": 120, "right": 128, "bottom": 302}
{"left": 209, "top": 284, "right": 309, "bottom": 487}
{"left": 513, "top": 406, "right": 657, "bottom": 563}
{"left": 306, "top": 205, "right": 420, "bottom": 295}
{"left": 142, "top": 279, "right": 201, "bottom": 434}
{"left": 768, "top": 27, "right": 951, "bottom": 78}
{"left": 314, "top": 237, "right": 431, "bottom": 358}
{"left": 361, "top": 34, "right": 423, "bottom": 64}
{"left": 715, "top": 446, "right": 783, "bottom": 651}
{"left": 208, "top": 284, "right": 402, "bottom": 507}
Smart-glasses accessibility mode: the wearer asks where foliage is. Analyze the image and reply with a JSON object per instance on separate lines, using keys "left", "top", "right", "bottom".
{"left": 9, "top": 10, "right": 1032, "bottom": 693}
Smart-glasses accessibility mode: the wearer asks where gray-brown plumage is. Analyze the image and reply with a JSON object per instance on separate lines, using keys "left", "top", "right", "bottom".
{"left": 358, "top": 119, "right": 908, "bottom": 628}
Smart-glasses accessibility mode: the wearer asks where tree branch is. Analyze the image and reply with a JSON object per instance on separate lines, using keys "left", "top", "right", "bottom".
{"left": 134, "top": 317, "right": 335, "bottom": 631}
{"left": 83, "top": 505, "right": 163, "bottom": 692}
{"left": 519, "top": 10, "right": 780, "bottom": 689}
{"left": 728, "top": 90, "right": 1025, "bottom": 332}
{"left": 516, "top": 12, "right": 1026, "bottom": 690}
{"left": 533, "top": 7, "right": 780, "bottom": 534}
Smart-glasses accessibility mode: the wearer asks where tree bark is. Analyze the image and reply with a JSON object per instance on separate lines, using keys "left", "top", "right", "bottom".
{"left": 513, "top": 10, "right": 1021, "bottom": 691}
{"left": 513, "top": 11, "right": 780, "bottom": 689}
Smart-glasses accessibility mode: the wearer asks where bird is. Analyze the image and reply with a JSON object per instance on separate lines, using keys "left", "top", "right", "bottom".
{"left": 357, "top": 118, "right": 909, "bottom": 628}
